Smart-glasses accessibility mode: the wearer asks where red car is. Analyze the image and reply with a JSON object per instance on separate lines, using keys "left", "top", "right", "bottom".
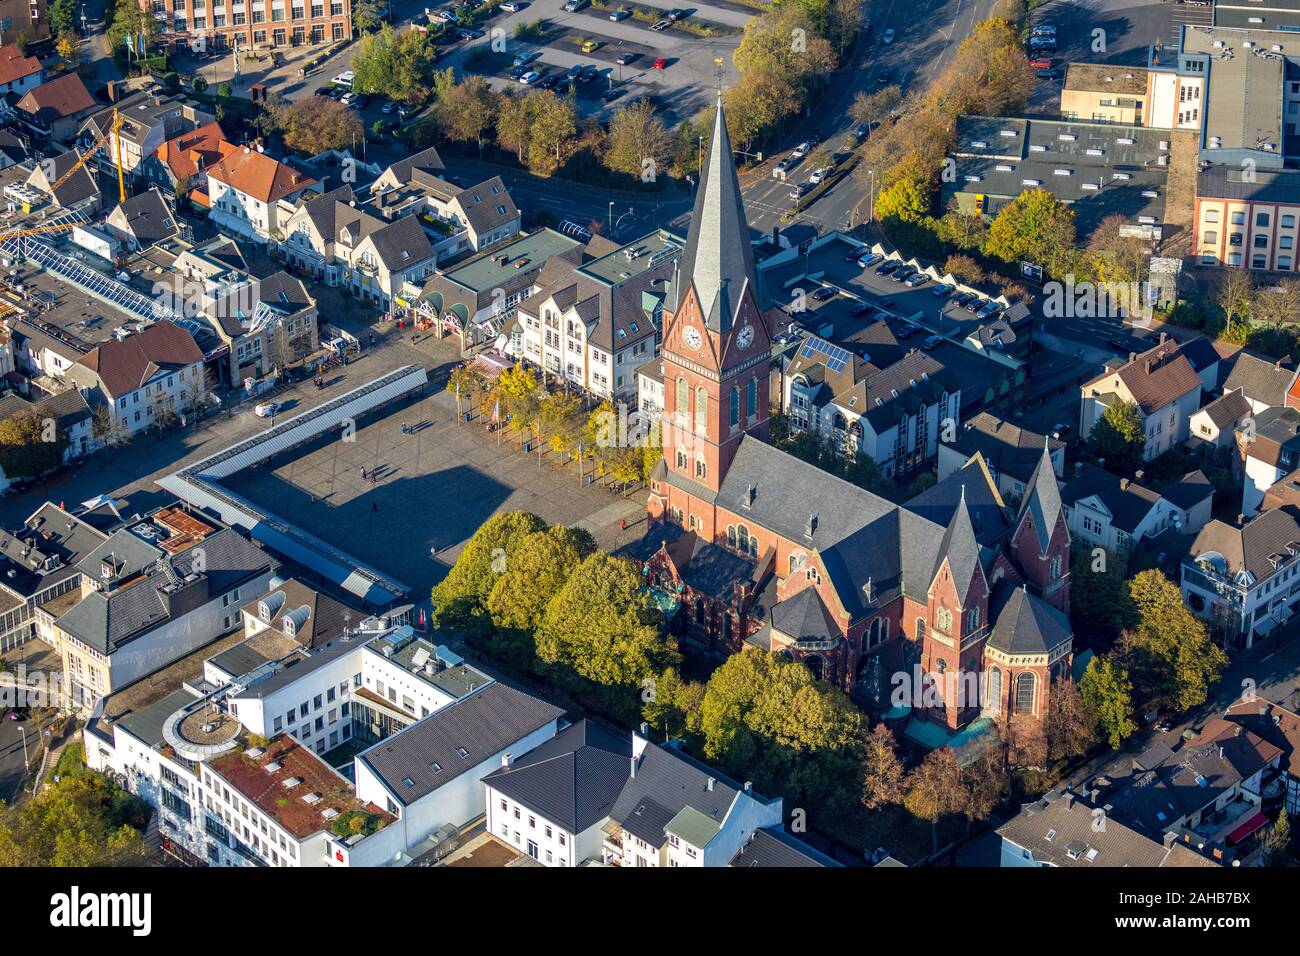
{"left": 1029, "top": 57, "right": 1052, "bottom": 69}
{"left": 653, "top": 57, "right": 668, "bottom": 69}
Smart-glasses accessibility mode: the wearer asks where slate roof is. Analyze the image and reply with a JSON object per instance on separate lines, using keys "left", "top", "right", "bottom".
{"left": 932, "top": 492, "right": 985, "bottom": 605}
{"left": 238, "top": 577, "right": 361, "bottom": 650}
{"left": 610, "top": 742, "right": 750, "bottom": 847}
{"left": 358, "top": 682, "right": 563, "bottom": 806}
{"left": 670, "top": 100, "right": 757, "bottom": 332}
{"left": 770, "top": 587, "right": 838, "bottom": 643}
{"left": 1061, "top": 461, "right": 1161, "bottom": 535}
{"left": 1189, "top": 507, "right": 1300, "bottom": 584}
{"left": 0, "top": 503, "right": 107, "bottom": 599}
{"left": 33, "top": 149, "right": 98, "bottom": 206}
{"left": 1016, "top": 443, "right": 1064, "bottom": 556}
{"left": 454, "top": 176, "right": 519, "bottom": 235}
{"left": 1220, "top": 350, "right": 1295, "bottom": 407}
{"left": 366, "top": 213, "right": 435, "bottom": 271}
{"left": 950, "top": 412, "right": 1064, "bottom": 486}
{"left": 75, "top": 320, "right": 204, "bottom": 399}
{"left": 987, "top": 581, "right": 1073, "bottom": 656}
{"left": 482, "top": 719, "right": 631, "bottom": 834}
{"left": 1162, "top": 470, "right": 1214, "bottom": 511}
{"left": 56, "top": 528, "right": 275, "bottom": 654}
{"left": 1199, "top": 389, "right": 1252, "bottom": 429}
{"left": 729, "top": 826, "right": 840, "bottom": 867}
{"left": 111, "top": 188, "right": 179, "bottom": 246}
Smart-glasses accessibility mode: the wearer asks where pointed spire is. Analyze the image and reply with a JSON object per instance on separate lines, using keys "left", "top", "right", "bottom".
{"left": 1017, "top": 440, "right": 1064, "bottom": 556}
{"left": 934, "top": 492, "right": 984, "bottom": 606}
{"left": 671, "top": 97, "right": 758, "bottom": 333}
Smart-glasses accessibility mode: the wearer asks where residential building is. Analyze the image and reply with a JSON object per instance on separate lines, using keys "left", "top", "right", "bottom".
{"left": 0, "top": 502, "right": 109, "bottom": 653}
{"left": 1182, "top": 506, "right": 1300, "bottom": 648}
{"left": 207, "top": 145, "right": 320, "bottom": 244}
{"left": 12, "top": 71, "right": 97, "bottom": 144}
{"left": 937, "top": 413, "right": 1064, "bottom": 504}
{"left": 483, "top": 719, "right": 631, "bottom": 867}
{"left": 0, "top": 387, "right": 94, "bottom": 468}
{"left": 1079, "top": 339, "right": 1204, "bottom": 460}
{"left": 25, "top": 148, "right": 99, "bottom": 211}
{"left": 0, "top": 42, "right": 42, "bottom": 99}
{"left": 140, "top": 121, "right": 238, "bottom": 204}
{"left": 1191, "top": 388, "right": 1254, "bottom": 450}
{"left": 1225, "top": 695, "right": 1300, "bottom": 815}
{"left": 354, "top": 682, "right": 563, "bottom": 852}
{"left": 639, "top": 101, "right": 1074, "bottom": 751}
{"left": 1062, "top": 462, "right": 1213, "bottom": 555}
{"left": 63, "top": 319, "right": 207, "bottom": 437}
{"left": 145, "top": 0, "right": 353, "bottom": 52}
{"left": 0, "top": 2, "right": 49, "bottom": 45}
{"left": 48, "top": 506, "right": 278, "bottom": 708}
{"left": 78, "top": 92, "right": 216, "bottom": 188}
{"left": 209, "top": 269, "right": 319, "bottom": 386}
{"left": 603, "top": 735, "right": 784, "bottom": 867}
{"left": 515, "top": 229, "right": 679, "bottom": 400}
{"left": 998, "top": 788, "right": 1224, "bottom": 867}
{"left": 1239, "top": 406, "right": 1300, "bottom": 514}
{"left": 1220, "top": 351, "right": 1296, "bottom": 412}
{"left": 104, "top": 187, "right": 181, "bottom": 252}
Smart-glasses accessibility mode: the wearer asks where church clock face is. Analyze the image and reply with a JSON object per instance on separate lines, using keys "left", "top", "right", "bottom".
{"left": 683, "top": 326, "right": 703, "bottom": 351}
{"left": 737, "top": 324, "right": 754, "bottom": 350}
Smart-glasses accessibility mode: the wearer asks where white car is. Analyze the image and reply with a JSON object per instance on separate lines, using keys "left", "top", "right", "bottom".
{"left": 791, "top": 141, "right": 810, "bottom": 159}
{"left": 332, "top": 70, "right": 354, "bottom": 88}
{"left": 519, "top": 70, "right": 541, "bottom": 85}
{"left": 808, "top": 167, "right": 828, "bottom": 185}
{"left": 883, "top": 28, "right": 895, "bottom": 43}
{"left": 255, "top": 402, "right": 282, "bottom": 418}
{"left": 501, "top": 0, "right": 522, "bottom": 9}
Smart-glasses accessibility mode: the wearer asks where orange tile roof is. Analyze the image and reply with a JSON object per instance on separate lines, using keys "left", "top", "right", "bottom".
{"left": 208, "top": 147, "right": 316, "bottom": 204}
{"left": 0, "top": 44, "right": 40, "bottom": 87}
{"left": 156, "top": 122, "right": 237, "bottom": 183}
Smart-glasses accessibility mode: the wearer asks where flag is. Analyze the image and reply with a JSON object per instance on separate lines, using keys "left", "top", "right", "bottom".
{"left": 492, "top": 400, "right": 499, "bottom": 423}
{"left": 124, "top": 33, "right": 134, "bottom": 55}
{"left": 419, "top": 608, "right": 426, "bottom": 629}
{"left": 137, "top": 34, "right": 147, "bottom": 57}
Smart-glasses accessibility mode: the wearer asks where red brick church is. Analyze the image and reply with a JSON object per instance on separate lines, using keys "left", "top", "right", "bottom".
{"left": 635, "top": 100, "right": 1075, "bottom": 751}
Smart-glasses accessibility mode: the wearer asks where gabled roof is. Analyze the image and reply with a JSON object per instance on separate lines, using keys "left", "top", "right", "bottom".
{"left": 1220, "top": 350, "right": 1295, "bottom": 407}
{"left": 30, "top": 149, "right": 98, "bottom": 206}
{"left": 238, "top": 577, "right": 360, "bottom": 649}
{"left": 670, "top": 100, "right": 757, "bottom": 332}
{"left": 1199, "top": 389, "right": 1252, "bottom": 429}
{"left": 1061, "top": 462, "right": 1161, "bottom": 535}
{"left": 610, "top": 741, "right": 750, "bottom": 848}
{"left": 1162, "top": 469, "right": 1214, "bottom": 511}
{"left": 950, "top": 412, "right": 1064, "bottom": 486}
{"left": 379, "top": 146, "right": 444, "bottom": 184}
{"left": 1016, "top": 442, "right": 1064, "bottom": 555}
{"left": 0, "top": 44, "right": 40, "bottom": 87}
{"left": 209, "top": 147, "right": 316, "bottom": 203}
{"left": 1188, "top": 507, "right": 1300, "bottom": 585}
{"left": 17, "top": 72, "right": 94, "bottom": 123}
{"left": 75, "top": 319, "right": 204, "bottom": 398}
{"left": 730, "top": 826, "right": 841, "bottom": 867}
{"left": 110, "top": 187, "right": 179, "bottom": 246}
{"left": 481, "top": 719, "right": 631, "bottom": 834}
{"left": 452, "top": 176, "right": 519, "bottom": 236}
{"left": 364, "top": 213, "right": 435, "bottom": 271}
{"left": 1225, "top": 697, "right": 1300, "bottom": 778}
{"left": 770, "top": 586, "right": 838, "bottom": 643}
{"left": 358, "top": 682, "right": 563, "bottom": 806}
{"left": 1093, "top": 339, "right": 1202, "bottom": 413}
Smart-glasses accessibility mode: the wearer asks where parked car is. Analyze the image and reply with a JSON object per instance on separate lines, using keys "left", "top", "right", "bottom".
{"left": 653, "top": 57, "right": 669, "bottom": 69}
{"left": 457, "top": 28, "right": 485, "bottom": 40}
{"left": 1037, "top": 68, "right": 1059, "bottom": 79}
{"left": 977, "top": 301, "right": 1001, "bottom": 319}
{"left": 811, "top": 286, "right": 838, "bottom": 301}
{"left": 905, "top": 273, "right": 928, "bottom": 287}
{"left": 609, "top": 7, "right": 630, "bottom": 20}
{"left": 857, "top": 252, "right": 882, "bottom": 268}
{"left": 332, "top": 70, "right": 355, "bottom": 88}
{"left": 500, "top": 1, "right": 525, "bottom": 10}
{"left": 513, "top": 49, "right": 539, "bottom": 67}
{"left": 566, "top": 63, "right": 584, "bottom": 80}
{"left": 340, "top": 91, "right": 359, "bottom": 107}
{"left": 563, "top": 0, "right": 588, "bottom": 10}
{"left": 791, "top": 141, "right": 811, "bottom": 159}
{"left": 850, "top": 302, "right": 874, "bottom": 317}
{"left": 855, "top": 121, "right": 870, "bottom": 141}
{"left": 965, "top": 297, "right": 984, "bottom": 312}
{"left": 582, "top": 39, "right": 600, "bottom": 53}
{"left": 509, "top": 64, "right": 530, "bottom": 79}
{"left": 1029, "top": 57, "right": 1052, "bottom": 69}
{"left": 538, "top": 73, "right": 560, "bottom": 89}
{"left": 890, "top": 266, "right": 915, "bottom": 282}
{"left": 883, "top": 28, "right": 895, "bottom": 43}
{"left": 519, "top": 70, "right": 542, "bottom": 85}
{"left": 667, "top": 7, "right": 685, "bottom": 19}
{"left": 616, "top": 51, "right": 638, "bottom": 65}
{"left": 381, "top": 100, "right": 398, "bottom": 114}
{"left": 1031, "top": 24, "right": 1056, "bottom": 36}
{"left": 314, "top": 87, "right": 332, "bottom": 97}
{"left": 895, "top": 323, "right": 919, "bottom": 339}
{"left": 601, "top": 87, "right": 626, "bottom": 103}
{"left": 255, "top": 402, "right": 282, "bottom": 418}
{"left": 922, "top": 335, "right": 943, "bottom": 351}
{"left": 580, "top": 64, "right": 599, "bottom": 82}
{"left": 876, "top": 259, "right": 901, "bottom": 275}
{"left": 932, "top": 283, "right": 953, "bottom": 297}
{"left": 808, "top": 167, "right": 828, "bottom": 185}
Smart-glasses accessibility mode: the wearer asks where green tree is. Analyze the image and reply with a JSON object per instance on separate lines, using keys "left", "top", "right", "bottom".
{"left": 903, "top": 746, "right": 966, "bottom": 854}
{"left": 875, "top": 175, "right": 929, "bottom": 224}
{"left": 1080, "top": 656, "right": 1137, "bottom": 748}
{"left": 353, "top": 0, "right": 385, "bottom": 32}
{"left": 604, "top": 99, "right": 672, "bottom": 180}
{"left": 485, "top": 525, "right": 596, "bottom": 635}
{"left": 641, "top": 666, "right": 706, "bottom": 741}
{"left": 0, "top": 410, "right": 67, "bottom": 481}
{"left": 1069, "top": 547, "right": 1136, "bottom": 642}
{"left": 351, "top": 24, "right": 434, "bottom": 104}
{"left": 276, "top": 98, "right": 364, "bottom": 155}
{"left": 535, "top": 553, "right": 678, "bottom": 708}
{"left": 1087, "top": 400, "right": 1145, "bottom": 474}
{"left": 106, "top": 0, "right": 158, "bottom": 57}
{"left": 982, "top": 187, "right": 1077, "bottom": 277}
{"left": 434, "top": 75, "right": 500, "bottom": 157}
{"left": 1264, "top": 807, "right": 1295, "bottom": 865}
{"left": 50, "top": 0, "right": 78, "bottom": 36}
{"left": 0, "top": 770, "right": 151, "bottom": 866}
{"left": 1119, "top": 569, "right": 1228, "bottom": 713}
{"left": 430, "top": 511, "right": 548, "bottom": 631}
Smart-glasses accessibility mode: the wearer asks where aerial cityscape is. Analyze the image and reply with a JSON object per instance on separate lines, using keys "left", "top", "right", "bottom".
{"left": 0, "top": 0, "right": 1291, "bottom": 921}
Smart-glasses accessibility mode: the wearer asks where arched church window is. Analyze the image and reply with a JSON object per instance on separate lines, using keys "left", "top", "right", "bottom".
{"left": 695, "top": 387, "right": 707, "bottom": 433}
{"left": 1016, "top": 672, "right": 1036, "bottom": 714}
{"left": 730, "top": 387, "right": 739, "bottom": 427}
{"left": 747, "top": 377, "right": 758, "bottom": 418}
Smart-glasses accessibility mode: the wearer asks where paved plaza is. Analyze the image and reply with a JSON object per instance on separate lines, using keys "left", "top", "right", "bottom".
{"left": 222, "top": 390, "right": 647, "bottom": 602}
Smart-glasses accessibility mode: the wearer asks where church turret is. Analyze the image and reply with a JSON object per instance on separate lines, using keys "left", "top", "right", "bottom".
{"left": 1011, "top": 441, "right": 1070, "bottom": 611}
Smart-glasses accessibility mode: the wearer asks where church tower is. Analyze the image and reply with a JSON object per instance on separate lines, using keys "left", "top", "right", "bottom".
{"left": 1011, "top": 443, "right": 1070, "bottom": 612}
{"left": 659, "top": 98, "right": 771, "bottom": 496}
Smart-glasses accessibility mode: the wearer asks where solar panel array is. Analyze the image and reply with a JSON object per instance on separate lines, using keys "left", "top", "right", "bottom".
{"left": 16, "top": 235, "right": 181, "bottom": 324}
{"left": 798, "top": 335, "right": 851, "bottom": 373}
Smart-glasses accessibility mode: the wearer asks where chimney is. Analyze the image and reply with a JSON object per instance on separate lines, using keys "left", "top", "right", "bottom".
{"left": 743, "top": 781, "right": 753, "bottom": 793}
{"left": 1134, "top": 469, "right": 1144, "bottom": 481}
{"left": 1159, "top": 331, "right": 1168, "bottom": 344}
{"left": 1062, "top": 791, "right": 1074, "bottom": 809}
{"left": 1129, "top": 351, "right": 1137, "bottom": 363}
{"left": 1163, "top": 831, "right": 1178, "bottom": 847}
{"left": 745, "top": 483, "right": 756, "bottom": 508}
{"left": 639, "top": 722, "right": 648, "bottom": 735}
{"left": 1120, "top": 478, "right": 1129, "bottom": 491}
{"left": 1239, "top": 513, "right": 1247, "bottom": 527}
{"left": 501, "top": 752, "right": 513, "bottom": 768}
{"left": 706, "top": 777, "right": 715, "bottom": 792}
{"left": 806, "top": 512, "right": 819, "bottom": 538}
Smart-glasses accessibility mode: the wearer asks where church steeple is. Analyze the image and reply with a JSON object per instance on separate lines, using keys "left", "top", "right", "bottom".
{"left": 671, "top": 99, "right": 758, "bottom": 333}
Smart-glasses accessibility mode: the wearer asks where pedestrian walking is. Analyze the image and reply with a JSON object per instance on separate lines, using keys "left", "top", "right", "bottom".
{"left": 361, "top": 467, "right": 367, "bottom": 481}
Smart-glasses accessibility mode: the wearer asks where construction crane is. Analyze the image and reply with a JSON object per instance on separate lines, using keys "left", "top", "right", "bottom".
{"left": 0, "top": 109, "right": 127, "bottom": 247}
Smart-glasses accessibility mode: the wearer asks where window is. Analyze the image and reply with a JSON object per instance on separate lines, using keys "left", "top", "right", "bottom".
{"left": 676, "top": 378, "right": 687, "bottom": 418}
{"left": 1203, "top": 230, "right": 1218, "bottom": 245}
{"left": 1258, "top": 212, "right": 1271, "bottom": 228}
{"left": 1015, "top": 672, "right": 1036, "bottom": 714}
{"left": 695, "top": 387, "right": 707, "bottom": 433}
{"left": 747, "top": 378, "right": 757, "bottom": 419}
{"left": 694, "top": 459, "right": 706, "bottom": 480}
{"left": 729, "top": 387, "right": 739, "bottom": 427}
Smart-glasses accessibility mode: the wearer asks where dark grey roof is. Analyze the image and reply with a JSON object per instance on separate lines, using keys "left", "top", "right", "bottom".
{"left": 770, "top": 587, "right": 837, "bottom": 643}
{"left": 1178, "top": 336, "right": 1221, "bottom": 375}
{"left": 610, "top": 741, "right": 748, "bottom": 847}
{"left": 1016, "top": 443, "right": 1064, "bottom": 555}
{"left": 1220, "top": 350, "right": 1295, "bottom": 406}
{"left": 987, "top": 581, "right": 1072, "bottom": 656}
{"left": 670, "top": 101, "right": 758, "bottom": 332}
{"left": 481, "top": 719, "right": 631, "bottom": 833}
{"left": 358, "top": 682, "right": 563, "bottom": 806}
{"left": 1200, "top": 389, "right": 1252, "bottom": 429}
{"left": 0, "top": 503, "right": 107, "bottom": 599}
{"left": 932, "top": 493, "right": 985, "bottom": 605}
{"left": 112, "top": 188, "right": 179, "bottom": 246}
{"left": 1061, "top": 462, "right": 1162, "bottom": 535}
{"left": 730, "top": 826, "right": 840, "bottom": 867}
{"left": 905, "top": 457, "right": 1009, "bottom": 547}
{"left": 368, "top": 214, "right": 435, "bottom": 271}
{"left": 1189, "top": 507, "right": 1300, "bottom": 584}
{"left": 112, "top": 687, "right": 200, "bottom": 749}
{"left": 381, "top": 146, "right": 444, "bottom": 184}
{"left": 1162, "top": 470, "right": 1214, "bottom": 511}
{"left": 0, "top": 388, "right": 92, "bottom": 431}
{"left": 951, "top": 412, "right": 1064, "bottom": 486}
{"left": 454, "top": 176, "right": 519, "bottom": 236}
{"left": 255, "top": 271, "right": 314, "bottom": 315}
{"left": 997, "top": 790, "right": 1189, "bottom": 867}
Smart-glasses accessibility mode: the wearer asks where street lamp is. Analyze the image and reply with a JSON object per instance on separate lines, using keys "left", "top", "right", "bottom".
{"left": 608, "top": 201, "right": 614, "bottom": 230}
